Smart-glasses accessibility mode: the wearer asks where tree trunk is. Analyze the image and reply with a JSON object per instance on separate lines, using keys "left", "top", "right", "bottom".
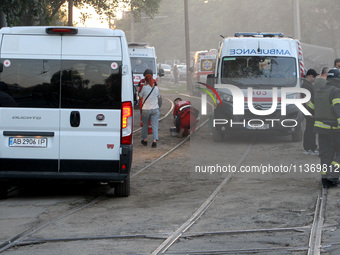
{"left": 0, "top": 10, "right": 7, "bottom": 28}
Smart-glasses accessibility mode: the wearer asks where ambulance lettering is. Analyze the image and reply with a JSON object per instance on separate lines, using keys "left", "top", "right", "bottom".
{"left": 230, "top": 49, "right": 291, "bottom": 55}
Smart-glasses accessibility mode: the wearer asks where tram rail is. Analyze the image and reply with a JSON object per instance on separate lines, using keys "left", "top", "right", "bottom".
{"left": 0, "top": 94, "right": 199, "bottom": 253}
{"left": 0, "top": 93, "right": 332, "bottom": 255}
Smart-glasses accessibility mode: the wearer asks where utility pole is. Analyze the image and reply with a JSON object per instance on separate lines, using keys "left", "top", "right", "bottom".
{"left": 68, "top": 0, "right": 73, "bottom": 26}
{"left": 293, "top": 0, "right": 301, "bottom": 40}
{"left": 130, "top": 2, "right": 135, "bottom": 42}
{"left": 184, "top": 0, "right": 191, "bottom": 90}
{"left": 130, "top": 13, "right": 135, "bottom": 42}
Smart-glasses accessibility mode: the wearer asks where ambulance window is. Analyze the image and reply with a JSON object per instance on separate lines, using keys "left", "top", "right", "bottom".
{"left": 0, "top": 59, "right": 60, "bottom": 108}
{"left": 60, "top": 60, "right": 122, "bottom": 109}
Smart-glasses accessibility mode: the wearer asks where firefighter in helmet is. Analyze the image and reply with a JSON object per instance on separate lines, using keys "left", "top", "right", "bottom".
{"left": 308, "top": 68, "right": 340, "bottom": 188}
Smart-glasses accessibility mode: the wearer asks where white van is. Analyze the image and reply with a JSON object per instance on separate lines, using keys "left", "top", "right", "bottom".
{"left": 0, "top": 26, "right": 134, "bottom": 197}
{"left": 128, "top": 43, "right": 158, "bottom": 86}
{"left": 210, "top": 32, "right": 306, "bottom": 142}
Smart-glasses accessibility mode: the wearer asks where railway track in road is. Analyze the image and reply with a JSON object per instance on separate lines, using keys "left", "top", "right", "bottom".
{"left": 0, "top": 94, "right": 205, "bottom": 254}
{"left": 0, "top": 92, "right": 332, "bottom": 254}
{"left": 152, "top": 139, "right": 256, "bottom": 255}
{"left": 0, "top": 119, "right": 209, "bottom": 254}
{"left": 147, "top": 93, "right": 330, "bottom": 255}
{"left": 308, "top": 188, "right": 328, "bottom": 255}
{"left": 3, "top": 131, "right": 328, "bottom": 255}
{"left": 0, "top": 198, "right": 102, "bottom": 253}
{"left": 150, "top": 136, "right": 329, "bottom": 254}
{"left": 151, "top": 188, "right": 329, "bottom": 254}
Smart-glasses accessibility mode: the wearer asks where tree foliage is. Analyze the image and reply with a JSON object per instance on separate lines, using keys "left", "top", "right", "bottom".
{"left": 131, "top": 0, "right": 161, "bottom": 21}
{"left": 1, "top": 0, "right": 51, "bottom": 26}
{"left": 0, "top": 0, "right": 161, "bottom": 26}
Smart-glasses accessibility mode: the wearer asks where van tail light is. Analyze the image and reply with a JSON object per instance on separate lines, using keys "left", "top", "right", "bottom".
{"left": 121, "top": 101, "right": 133, "bottom": 145}
{"left": 46, "top": 28, "right": 78, "bottom": 35}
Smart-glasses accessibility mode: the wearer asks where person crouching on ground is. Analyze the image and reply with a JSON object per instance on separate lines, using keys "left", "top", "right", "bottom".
{"left": 139, "top": 74, "right": 160, "bottom": 148}
{"left": 173, "top": 98, "right": 199, "bottom": 137}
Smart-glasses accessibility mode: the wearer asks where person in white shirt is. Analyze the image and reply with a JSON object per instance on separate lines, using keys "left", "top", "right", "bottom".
{"left": 139, "top": 74, "right": 160, "bottom": 148}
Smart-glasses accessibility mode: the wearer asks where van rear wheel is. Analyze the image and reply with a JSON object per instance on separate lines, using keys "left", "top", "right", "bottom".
{"left": 114, "top": 177, "right": 130, "bottom": 197}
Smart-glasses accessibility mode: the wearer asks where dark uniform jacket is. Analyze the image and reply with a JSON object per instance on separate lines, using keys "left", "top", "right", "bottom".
{"left": 308, "top": 79, "right": 340, "bottom": 133}
{"left": 301, "top": 79, "right": 314, "bottom": 117}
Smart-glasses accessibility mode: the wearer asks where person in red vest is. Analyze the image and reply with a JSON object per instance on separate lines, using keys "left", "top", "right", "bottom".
{"left": 138, "top": 69, "right": 158, "bottom": 134}
{"left": 173, "top": 97, "right": 199, "bottom": 137}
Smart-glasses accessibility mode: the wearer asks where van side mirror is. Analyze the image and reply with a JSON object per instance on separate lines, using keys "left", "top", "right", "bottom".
{"left": 0, "top": 63, "right": 3, "bottom": 73}
{"left": 206, "top": 73, "right": 216, "bottom": 88}
{"left": 158, "top": 68, "right": 164, "bottom": 77}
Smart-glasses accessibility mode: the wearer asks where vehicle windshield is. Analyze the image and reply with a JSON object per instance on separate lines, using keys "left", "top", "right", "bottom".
{"left": 130, "top": 57, "right": 156, "bottom": 74}
{"left": 221, "top": 56, "right": 297, "bottom": 87}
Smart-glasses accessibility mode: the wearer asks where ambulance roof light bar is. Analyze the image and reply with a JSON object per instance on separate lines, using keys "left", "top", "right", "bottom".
{"left": 234, "top": 32, "right": 284, "bottom": 38}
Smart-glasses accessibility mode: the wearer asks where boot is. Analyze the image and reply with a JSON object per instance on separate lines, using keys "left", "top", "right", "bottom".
{"left": 322, "top": 178, "right": 340, "bottom": 188}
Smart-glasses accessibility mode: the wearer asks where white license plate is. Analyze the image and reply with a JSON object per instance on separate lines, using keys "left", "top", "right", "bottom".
{"left": 246, "top": 124, "right": 270, "bottom": 130}
{"left": 9, "top": 137, "right": 47, "bottom": 148}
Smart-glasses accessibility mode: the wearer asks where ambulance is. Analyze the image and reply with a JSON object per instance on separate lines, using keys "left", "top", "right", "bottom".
{"left": 210, "top": 32, "right": 306, "bottom": 142}
{"left": 128, "top": 43, "right": 158, "bottom": 86}
{"left": 0, "top": 26, "right": 134, "bottom": 197}
{"left": 191, "top": 49, "right": 218, "bottom": 92}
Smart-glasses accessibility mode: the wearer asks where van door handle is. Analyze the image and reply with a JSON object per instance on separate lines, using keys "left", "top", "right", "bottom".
{"left": 70, "top": 111, "right": 80, "bottom": 127}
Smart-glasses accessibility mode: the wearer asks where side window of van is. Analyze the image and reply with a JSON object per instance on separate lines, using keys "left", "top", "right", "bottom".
{"left": 0, "top": 59, "right": 60, "bottom": 108}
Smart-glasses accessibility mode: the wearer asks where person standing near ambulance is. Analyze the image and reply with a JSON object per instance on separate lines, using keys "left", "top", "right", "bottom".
{"left": 302, "top": 69, "right": 319, "bottom": 155}
{"left": 137, "top": 69, "right": 158, "bottom": 94}
{"left": 308, "top": 69, "right": 340, "bottom": 188}
{"left": 138, "top": 69, "right": 158, "bottom": 134}
{"left": 333, "top": 58, "right": 340, "bottom": 70}
{"left": 314, "top": 66, "right": 331, "bottom": 91}
{"left": 172, "top": 65, "right": 179, "bottom": 84}
{"left": 140, "top": 73, "right": 160, "bottom": 148}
